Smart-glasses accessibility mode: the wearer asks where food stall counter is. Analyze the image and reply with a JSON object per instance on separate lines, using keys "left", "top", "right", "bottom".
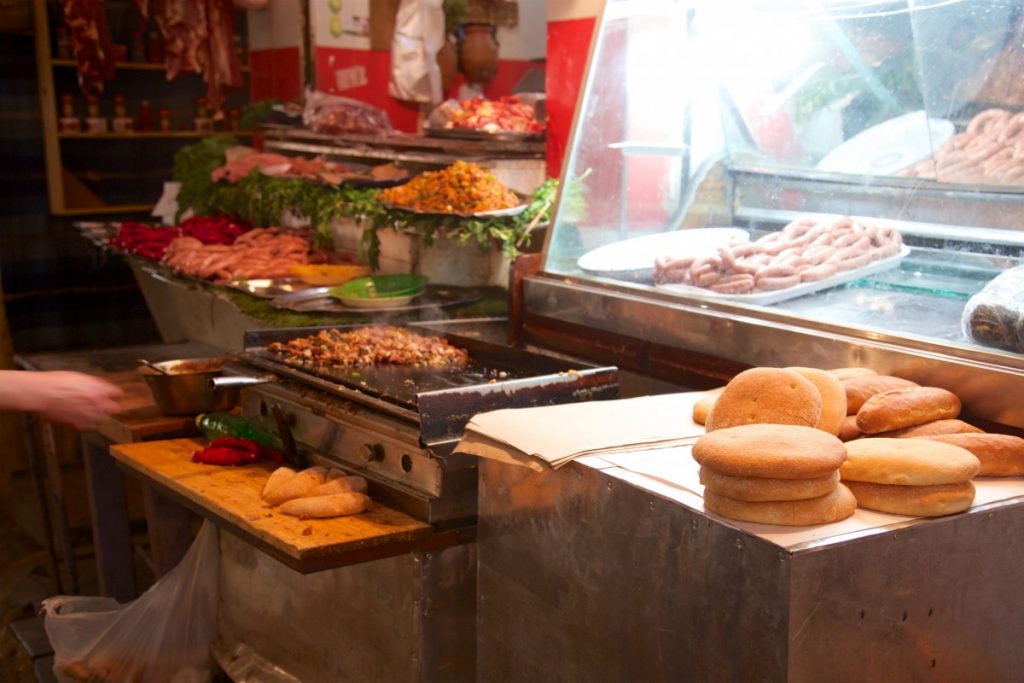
{"left": 472, "top": 389, "right": 1024, "bottom": 681}
{"left": 109, "top": 438, "right": 438, "bottom": 574}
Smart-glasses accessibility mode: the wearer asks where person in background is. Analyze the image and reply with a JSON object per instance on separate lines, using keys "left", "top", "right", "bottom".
{"left": 0, "top": 370, "right": 123, "bottom": 430}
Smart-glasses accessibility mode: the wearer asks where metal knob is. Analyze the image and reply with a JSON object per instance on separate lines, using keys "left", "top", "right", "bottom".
{"left": 361, "top": 443, "right": 385, "bottom": 463}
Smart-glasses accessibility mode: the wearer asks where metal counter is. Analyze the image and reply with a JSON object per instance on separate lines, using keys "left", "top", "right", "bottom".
{"left": 217, "top": 531, "right": 475, "bottom": 683}
{"left": 477, "top": 457, "right": 1024, "bottom": 681}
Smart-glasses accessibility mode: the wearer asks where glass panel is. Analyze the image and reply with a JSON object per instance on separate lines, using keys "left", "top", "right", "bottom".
{"left": 545, "top": 0, "right": 1024, "bottom": 358}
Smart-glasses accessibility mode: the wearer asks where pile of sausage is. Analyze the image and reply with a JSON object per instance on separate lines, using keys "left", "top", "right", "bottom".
{"left": 653, "top": 216, "right": 903, "bottom": 295}
{"left": 163, "top": 227, "right": 311, "bottom": 282}
{"left": 901, "top": 108, "right": 1024, "bottom": 185}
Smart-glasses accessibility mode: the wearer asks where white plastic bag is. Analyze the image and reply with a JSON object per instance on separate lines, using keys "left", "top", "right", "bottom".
{"left": 302, "top": 88, "right": 393, "bottom": 133}
{"left": 42, "top": 521, "right": 220, "bottom": 683}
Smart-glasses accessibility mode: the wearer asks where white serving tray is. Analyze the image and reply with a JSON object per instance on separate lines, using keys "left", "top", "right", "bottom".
{"left": 576, "top": 227, "right": 750, "bottom": 282}
{"left": 656, "top": 246, "right": 910, "bottom": 306}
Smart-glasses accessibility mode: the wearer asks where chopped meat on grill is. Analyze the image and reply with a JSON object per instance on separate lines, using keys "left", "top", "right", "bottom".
{"left": 267, "top": 326, "right": 469, "bottom": 370}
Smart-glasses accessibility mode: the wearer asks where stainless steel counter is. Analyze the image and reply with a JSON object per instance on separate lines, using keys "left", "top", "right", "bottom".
{"left": 477, "top": 456, "right": 1024, "bottom": 681}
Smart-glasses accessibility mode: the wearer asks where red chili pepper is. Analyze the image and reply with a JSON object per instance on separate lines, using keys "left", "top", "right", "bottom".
{"left": 192, "top": 446, "right": 253, "bottom": 466}
{"left": 259, "top": 445, "right": 285, "bottom": 462}
{"left": 210, "top": 436, "right": 262, "bottom": 453}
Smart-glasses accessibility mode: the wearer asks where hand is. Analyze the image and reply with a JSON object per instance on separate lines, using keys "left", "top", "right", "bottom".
{"left": 23, "top": 371, "right": 124, "bottom": 430}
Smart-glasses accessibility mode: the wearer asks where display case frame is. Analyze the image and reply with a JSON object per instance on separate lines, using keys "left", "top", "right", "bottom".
{"left": 525, "top": 0, "right": 1024, "bottom": 429}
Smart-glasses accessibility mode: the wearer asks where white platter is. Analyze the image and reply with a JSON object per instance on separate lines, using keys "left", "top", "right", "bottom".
{"left": 576, "top": 227, "right": 751, "bottom": 282}
{"left": 656, "top": 246, "right": 911, "bottom": 306}
{"left": 816, "top": 111, "right": 954, "bottom": 176}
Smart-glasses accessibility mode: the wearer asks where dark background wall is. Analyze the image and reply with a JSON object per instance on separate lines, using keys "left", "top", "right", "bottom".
{"left": 0, "top": 33, "right": 160, "bottom": 354}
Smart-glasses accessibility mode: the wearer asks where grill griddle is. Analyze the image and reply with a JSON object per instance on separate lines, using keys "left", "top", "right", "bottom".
{"left": 239, "top": 325, "right": 619, "bottom": 445}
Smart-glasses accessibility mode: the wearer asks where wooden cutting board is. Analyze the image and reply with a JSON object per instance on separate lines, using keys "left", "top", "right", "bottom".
{"left": 110, "top": 438, "right": 433, "bottom": 573}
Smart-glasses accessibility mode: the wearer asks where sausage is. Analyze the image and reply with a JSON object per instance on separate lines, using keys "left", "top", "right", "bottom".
{"left": 800, "top": 262, "right": 839, "bottom": 282}
{"left": 755, "top": 263, "right": 798, "bottom": 279}
{"left": 835, "top": 251, "right": 872, "bottom": 271}
{"left": 709, "top": 273, "right": 755, "bottom": 294}
{"left": 695, "top": 268, "right": 722, "bottom": 287}
{"left": 755, "top": 273, "right": 801, "bottom": 290}
{"left": 967, "top": 109, "right": 1011, "bottom": 135}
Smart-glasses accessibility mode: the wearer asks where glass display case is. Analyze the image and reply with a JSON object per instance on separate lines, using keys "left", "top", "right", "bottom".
{"left": 531, "top": 0, "right": 1024, "bottom": 427}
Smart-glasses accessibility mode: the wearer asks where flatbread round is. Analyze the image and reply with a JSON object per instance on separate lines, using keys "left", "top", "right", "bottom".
{"left": 705, "top": 367, "right": 822, "bottom": 432}
{"left": 841, "top": 438, "right": 979, "bottom": 485}
{"left": 692, "top": 387, "right": 725, "bottom": 426}
{"left": 703, "top": 484, "right": 856, "bottom": 526}
{"left": 699, "top": 467, "right": 839, "bottom": 502}
{"left": 693, "top": 424, "right": 847, "bottom": 479}
{"left": 788, "top": 366, "right": 847, "bottom": 435}
{"left": 845, "top": 480, "right": 975, "bottom": 517}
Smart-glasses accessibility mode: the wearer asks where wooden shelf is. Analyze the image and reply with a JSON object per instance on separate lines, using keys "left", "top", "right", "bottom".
{"left": 58, "top": 131, "right": 253, "bottom": 140}
{"left": 51, "top": 57, "right": 249, "bottom": 73}
{"left": 53, "top": 203, "right": 154, "bottom": 217}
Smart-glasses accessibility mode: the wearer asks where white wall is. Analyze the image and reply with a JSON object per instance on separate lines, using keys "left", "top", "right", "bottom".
{"left": 247, "top": 0, "right": 304, "bottom": 50}
{"left": 548, "top": 0, "right": 604, "bottom": 22}
{"left": 496, "top": 0, "right": 547, "bottom": 60}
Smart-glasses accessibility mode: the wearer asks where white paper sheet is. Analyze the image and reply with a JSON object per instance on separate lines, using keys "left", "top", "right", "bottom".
{"left": 459, "top": 392, "right": 706, "bottom": 468}
{"left": 596, "top": 444, "right": 1024, "bottom": 550}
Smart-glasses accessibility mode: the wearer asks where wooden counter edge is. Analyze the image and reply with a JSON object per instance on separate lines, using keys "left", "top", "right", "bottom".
{"left": 109, "top": 438, "right": 437, "bottom": 574}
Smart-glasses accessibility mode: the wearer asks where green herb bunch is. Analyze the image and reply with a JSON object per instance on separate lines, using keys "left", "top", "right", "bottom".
{"left": 172, "top": 139, "right": 558, "bottom": 269}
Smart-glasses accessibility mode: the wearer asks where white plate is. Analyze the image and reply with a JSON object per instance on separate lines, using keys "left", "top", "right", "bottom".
{"left": 657, "top": 246, "right": 910, "bottom": 306}
{"left": 816, "top": 111, "right": 954, "bottom": 176}
{"left": 335, "top": 292, "right": 421, "bottom": 309}
{"left": 576, "top": 227, "right": 751, "bottom": 282}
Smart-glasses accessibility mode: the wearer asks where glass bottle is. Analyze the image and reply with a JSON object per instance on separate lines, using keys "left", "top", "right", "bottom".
{"left": 138, "top": 99, "right": 153, "bottom": 131}
{"left": 130, "top": 31, "right": 146, "bottom": 62}
{"left": 195, "top": 412, "right": 282, "bottom": 449}
{"left": 56, "top": 26, "right": 71, "bottom": 59}
{"left": 147, "top": 28, "right": 162, "bottom": 63}
{"left": 158, "top": 107, "right": 171, "bottom": 131}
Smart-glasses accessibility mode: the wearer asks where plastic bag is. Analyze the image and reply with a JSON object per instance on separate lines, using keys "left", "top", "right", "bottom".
{"left": 962, "top": 264, "right": 1024, "bottom": 352}
{"left": 302, "top": 89, "right": 392, "bottom": 134}
{"left": 42, "top": 521, "right": 220, "bottom": 683}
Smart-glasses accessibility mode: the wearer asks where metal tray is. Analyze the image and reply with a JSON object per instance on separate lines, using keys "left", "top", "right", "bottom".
{"left": 379, "top": 199, "right": 529, "bottom": 219}
{"left": 423, "top": 126, "right": 545, "bottom": 143}
{"left": 656, "top": 246, "right": 911, "bottom": 306}
{"left": 269, "top": 284, "right": 481, "bottom": 313}
{"left": 222, "top": 277, "right": 313, "bottom": 299}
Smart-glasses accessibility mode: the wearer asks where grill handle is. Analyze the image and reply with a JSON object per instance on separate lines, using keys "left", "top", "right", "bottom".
{"left": 207, "top": 375, "right": 275, "bottom": 390}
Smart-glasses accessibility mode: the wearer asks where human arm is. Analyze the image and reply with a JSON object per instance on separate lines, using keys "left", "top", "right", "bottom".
{"left": 0, "top": 370, "right": 124, "bottom": 429}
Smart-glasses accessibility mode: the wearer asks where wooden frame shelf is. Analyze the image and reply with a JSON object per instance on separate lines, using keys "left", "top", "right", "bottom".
{"left": 59, "top": 131, "right": 253, "bottom": 140}
{"left": 51, "top": 58, "right": 249, "bottom": 73}
{"left": 34, "top": 0, "right": 251, "bottom": 216}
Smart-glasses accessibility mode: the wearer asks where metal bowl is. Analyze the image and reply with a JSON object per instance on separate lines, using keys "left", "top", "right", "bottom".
{"left": 138, "top": 357, "right": 241, "bottom": 416}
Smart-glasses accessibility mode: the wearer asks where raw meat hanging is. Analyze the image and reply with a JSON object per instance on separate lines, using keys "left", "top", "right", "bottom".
{"left": 154, "top": 0, "right": 243, "bottom": 115}
{"left": 61, "top": 0, "right": 117, "bottom": 96}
